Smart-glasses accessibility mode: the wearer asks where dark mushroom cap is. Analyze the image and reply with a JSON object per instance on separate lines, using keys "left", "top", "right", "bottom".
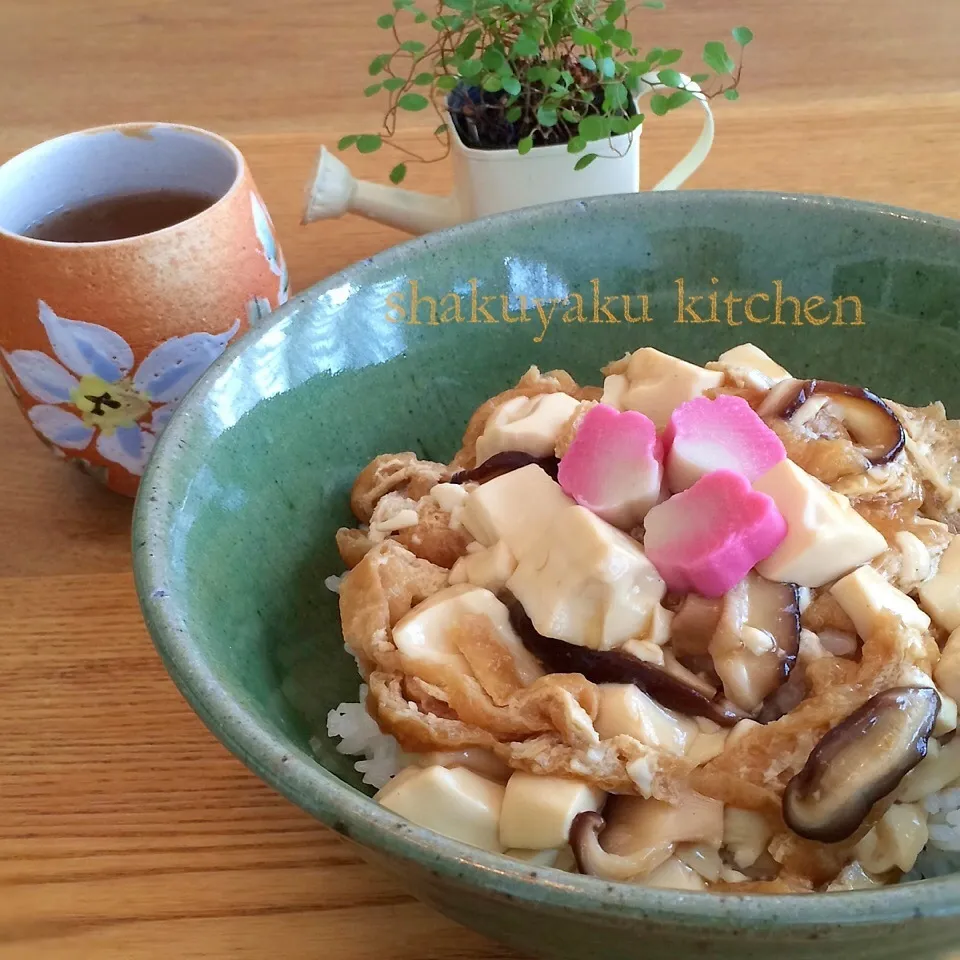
{"left": 449, "top": 451, "right": 559, "bottom": 484}
{"left": 503, "top": 593, "right": 746, "bottom": 727}
{"left": 782, "top": 686, "right": 939, "bottom": 843}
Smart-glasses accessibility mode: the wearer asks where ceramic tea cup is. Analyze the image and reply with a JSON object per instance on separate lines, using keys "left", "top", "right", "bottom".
{"left": 0, "top": 122, "right": 288, "bottom": 496}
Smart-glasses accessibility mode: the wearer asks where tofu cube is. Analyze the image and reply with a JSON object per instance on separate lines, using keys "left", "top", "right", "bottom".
{"left": 830, "top": 564, "right": 931, "bottom": 639}
{"left": 376, "top": 765, "right": 506, "bottom": 852}
{"left": 448, "top": 540, "right": 517, "bottom": 593}
{"left": 392, "top": 583, "right": 543, "bottom": 687}
{"left": 919, "top": 537, "right": 960, "bottom": 632}
{"left": 499, "top": 772, "right": 604, "bottom": 850}
{"left": 753, "top": 459, "right": 887, "bottom": 587}
{"left": 475, "top": 393, "right": 581, "bottom": 465}
{"left": 714, "top": 343, "right": 792, "bottom": 384}
{"left": 595, "top": 684, "right": 698, "bottom": 756}
{"left": 506, "top": 504, "right": 666, "bottom": 650}
{"left": 460, "top": 464, "right": 573, "bottom": 559}
{"left": 601, "top": 347, "right": 725, "bottom": 431}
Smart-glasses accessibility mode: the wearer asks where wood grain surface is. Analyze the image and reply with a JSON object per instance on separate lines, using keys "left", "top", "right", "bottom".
{"left": 2, "top": 1, "right": 960, "bottom": 957}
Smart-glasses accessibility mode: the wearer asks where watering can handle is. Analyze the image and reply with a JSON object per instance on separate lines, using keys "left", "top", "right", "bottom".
{"left": 635, "top": 71, "right": 715, "bottom": 191}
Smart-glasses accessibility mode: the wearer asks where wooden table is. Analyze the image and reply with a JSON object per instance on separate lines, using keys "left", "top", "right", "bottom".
{"left": 2, "top": 2, "right": 959, "bottom": 956}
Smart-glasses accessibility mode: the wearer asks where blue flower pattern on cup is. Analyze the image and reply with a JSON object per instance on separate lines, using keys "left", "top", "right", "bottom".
{"left": 2, "top": 300, "right": 239, "bottom": 475}
{"left": 251, "top": 191, "right": 289, "bottom": 313}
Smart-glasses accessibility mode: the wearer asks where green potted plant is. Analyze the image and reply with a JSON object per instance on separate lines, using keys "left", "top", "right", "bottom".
{"left": 303, "top": 0, "right": 751, "bottom": 234}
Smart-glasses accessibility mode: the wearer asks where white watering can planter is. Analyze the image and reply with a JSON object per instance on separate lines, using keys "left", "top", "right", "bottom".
{"left": 303, "top": 73, "right": 714, "bottom": 236}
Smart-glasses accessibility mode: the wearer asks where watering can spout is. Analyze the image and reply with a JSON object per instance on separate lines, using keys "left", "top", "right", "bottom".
{"left": 302, "top": 147, "right": 460, "bottom": 235}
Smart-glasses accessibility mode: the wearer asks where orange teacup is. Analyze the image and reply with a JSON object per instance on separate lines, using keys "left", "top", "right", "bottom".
{"left": 0, "top": 122, "right": 288, "bottom": 496}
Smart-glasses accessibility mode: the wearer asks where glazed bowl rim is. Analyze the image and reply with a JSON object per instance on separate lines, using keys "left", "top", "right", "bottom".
{"left": 134, "top": 190, "right": 960, "bottom": 931}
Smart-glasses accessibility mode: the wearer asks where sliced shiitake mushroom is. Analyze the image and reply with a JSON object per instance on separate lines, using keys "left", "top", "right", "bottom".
{"left": 503, "top": 593, "right": 746, "bottom": 727}
{"left": 757, "top": 378, "right": 905, "bottom": 466}
{"left": 782, "top": 686, "right": 939, "bottom": 843}
{"left": 708, "top": 573, "right": 801, "bottom": 715}
{"left": 449, "top": 451, "right": 560, "bottom": 484}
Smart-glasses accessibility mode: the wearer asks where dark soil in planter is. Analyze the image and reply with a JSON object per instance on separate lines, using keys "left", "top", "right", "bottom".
{"left": 448, "top": 58, "right": 636, "bottom": 151}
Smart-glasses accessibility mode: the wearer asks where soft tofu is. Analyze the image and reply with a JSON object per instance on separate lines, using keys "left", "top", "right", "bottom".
{"left": 644, "top": 857, "right": 707, "bottom": 891}
{"left": 714, "top": 343, "right": 791, "bottom": 384}
{"left": 392, "top": 583, "right": 543, "bottom": 687}
{"left": 595, "top": 684, "right": 698, "bottom": 756}
{"left": 601, "top": 347, "right": 725, "bottom": 431}
{"left": 830, "top": 564, "right": 931, "bottom": 640}
{"left": 753, "top": 459, "right": 887, "bottom": 587}
{"left": 919, "top": 537, "right": 960, "bottom": 632}
{"left": 475, "top": 393, "right": 580, "bottom": 465}
{"left": 448, "top": 540, "right": 518, "bottom": 593}
{"left": 376, "top": 765, "right": 505, "bottom": 852}
{"left": 460, "top": 464, "right": 573, "bottom": 558}
{"left": 506, "top": 504, "right": 666, "bottom": 650}
{"left": 499, "top": 773, "right": 604, "bottom": 850}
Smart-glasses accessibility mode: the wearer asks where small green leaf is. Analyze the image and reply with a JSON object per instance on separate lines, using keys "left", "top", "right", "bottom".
{"left": 537, "top": 105, "right": 558, "bottom": 127}
{"left": 723, "top": 88, "right": 740, "bottom": 101}
{"left": 481, "top": 73, "right": 503, "bottom": 92}
{"left": 392, "top": 0, "right": 412, "bottom": 8}
{"left": 482, "top": 47, "right": 506, "bottom": 71}
{"left": 658, "top": 48, "right": 682, "bottom": 66}
{"left": 517, "top": 135, "right": 534, "bottom": 155}
{"left": 572, "top": 27, "right": 602, "bottom": 46}
{"left": 657, "top": 68, "right": 683, "bottom": 87}
{"left": 561, "top": 108, "right": 580, "bottom": 122}
{"left": 579, "top": 55, "right": 596, "bottom": 71}
{"left": 506, "top": 105, "right": 522, "bottom": 122}
{"left": 626, "top": 59, "right": 651, "bottom": 76}
{"left": 376, "top": 13, "right": 395, "bottom": 28}
{"left": 645, "top": 46, "right": 663, "bottom": 64}
{"left": 732, "top": 26, "right": 753, "bottom": 46}
{"left": 503, "top": 75, "right": 521, "bottom": 96}
{"left": 435, "top": 74, "right": 458, "bottom": 90}
{"left": 356, "top": 134, "right": 382, "bottom": 153}
{"left": 526, "top": 65, "right": 546, "bottom": 82}
{"left": 642, "top": 0, "right": 665, "bottom": 7}
{"left": 459, "top": 58, "right": 483, "bottom": 77}
{"left": 703, "top": 40, "right": 735, "bottom": 74}
{"left": 611, "top": 28, "right": 633, "bottom": 49}
{"left": 457, "top": 28, "right": 482, "bottom": 59}
{"left": 628, "top": 113, "right": 644, "bottom": 130}
{"left": 574, "top": 153, "right": 598, "bottom": 170}
{"left": 413, "top": 72, "right": 433, "bottom": 85}
{"left": 605, "top": 0, "right": 626, "bottom": 20}
{"left": 434, "top": 122, "right": 448, "bottom": 135}
{"left": 608, "top": 82, "right": 628, "bottom": 110}
{"left": 398, "top": 92, "right": 430, "bottom": 110}
{"left": 435, "top": 13, "right": 463, "bottom": 27}
{"left": 511, "top": 32, "right": 540, "bottom": 58}
{"left": 399, "top": 40, "right": 426, "bottom": 54}
{"left": 389, "top": 163, "right": 408, "bottom": 184}
{"left": 337, "top": 135, "right": 358, "bottom": 149}
{"left": 610, "top": 115, "right": 631, "bottom": 135}
{"left": 578, "top": 114, "right": 610, "bottom": 141}
{"left": 566, "top": 135, "right": 586, "bottom": 153}
{"left": 364, "top": 82, "right": 382, "bottom": 96}
{"left": 649, "top": 94, "right": 670, "bottom": 116}
{"left": 668, "top": 89, "right": 694, "bottom": 108}
{"left": 543, "top": 66, "right": 561, "bottom": 85}
{"left": 444, "top": 0, "right": 473, "bottom": 9}
{"left": 690, "top": 72, "right": 710, "bottom": 83}
{"left": 596, "top": 20, "right": 616, "bottom": 41}
{"left": 560, "top": 70, "right": 574, "bottom": 86}
{"left": 368, "top": 54, "right": 390, "bottom": 75}
{"left": 599, "top": 56, "right": 616, "bottom": 78}
{"left": 383, "top": 76, "right": 407, "bottom": 91}
{"left": 414, "top": 11, "right": 427, "bottom": 22}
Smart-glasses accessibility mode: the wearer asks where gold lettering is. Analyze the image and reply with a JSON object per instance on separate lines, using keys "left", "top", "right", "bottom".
{"left": 803, "top": 295, "right": 831, "bottom": 326}
{"left": 439, "top": 293, "right": 463, "bottom": 323}
{"left": 724, "top": 292, "right": 743, "bottom": 326}
{"left": 562, "top": 293, "right": 586, "bottom": 323}
{"left": 772, "top": 280, "right": 801, "bottom": 326}
{"left": 409, "top": 279, "right": 437, "bottom": 325}
{"left": 589, "top": 279, "right": 619, "bottom": 323}
{"left": 477, "top": 295, "right": 498, "bottom": 323}
{"left": 468, "top": 278, "right": 480, "bottom": 322}
{"left": 501, "top": 294, "right": 528, "bottom": 323}
{"left": 532, "top": 298, "right": 560, "bottom": 343}
{"left": 623, "top": 294, "right": 652, "bottom": 323}
{"left": 745, "top": 292, "right": 769, "bottom": 323}
{"left": 384, "top": 291, "right": 407, "bottom": 324}
{"left": 833, "top": 294, "right": 864, "bottom": 326}
{"left": 675, "top": 277, "right": 706, "bottom": 323}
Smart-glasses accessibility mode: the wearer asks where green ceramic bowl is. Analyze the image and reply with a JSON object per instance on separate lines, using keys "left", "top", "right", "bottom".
{"left": 134, "top": 192, "right": 960, "bottom": 960}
